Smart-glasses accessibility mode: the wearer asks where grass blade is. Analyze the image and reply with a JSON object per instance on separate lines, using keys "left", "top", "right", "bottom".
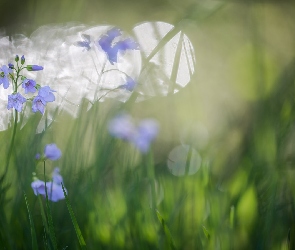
{"left": 24, "top": 192, "right": 38, "bottom": 250}
{"left": 156, "top": 209, "right": 176, "bottom": 250}
{"left": 61, "top": 182, "right": 87, "bottom": 249}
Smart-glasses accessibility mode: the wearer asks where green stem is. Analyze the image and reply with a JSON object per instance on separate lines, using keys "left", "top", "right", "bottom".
{"left": 4, "top": 110, "right": 18, "bottom": 175}
{"left": 146, "top": 151, "right": 156, "bottom": 209}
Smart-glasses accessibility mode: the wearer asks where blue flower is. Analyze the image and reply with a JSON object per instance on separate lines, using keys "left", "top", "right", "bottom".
{"left": 38, "top": 86, "right": 55, "bottom": 102}
{"left": 7, "top": 93, "right": 26, "bottom": 112}
{"left": 44, "top": 144, "right": 62, "bottom": 161}
{"left": 32, "top": 86, "right": 55, "bottom": 114}
{"left": 131, "top": 119, "right": 159, "bottom": 153}
{"left": 32, "top": 95, "right": 46, "bottom": 114}
{"left": 0, "top": 65, "right": 12, "bottom": 89}
{"left": 31, "top": 168, "right": 67, "bottom": 202}
{"left": 119, "top": 76, "right": 137, "bottom": 92}
{"left": 8, "top": 63, "right": 14, "bottom": 69}
{"left": 97, "top": 27, "right": 139, "bottom": 64}
{"left": 108, "top": 113, "right": 135, "bottom": 141}
{"left": 108, "top": 114, "right": 159, "bottom": 154}
{"left": 27, "top": 65, "right": 44, "bottom": 71}
{"left": 52, "top": 167, "right": 63, "bottom": 185}
{"left": 75, "top": 34, "right": 91, "bottom": 51}
{"left": 22, "top": 79, "right": 36, "bottom": 93}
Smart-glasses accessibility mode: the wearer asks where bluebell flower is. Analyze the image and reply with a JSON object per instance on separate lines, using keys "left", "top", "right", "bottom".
{"left": 97, "top": 27, "right": 139, "bottom": 64}
{"left": 108, "top": 113, "right": 136, "bottom": 141}
{"left": 22, "top": 79, "right": 36, "bottom": 93}
{"left": 119, "top": 76, "right": 137, "bottom": 92}
{"left": 75, "top": 34, "right": 91, "bottom": 51}
{"left": 27, "top": 65, "right": 44, "bottom": 71}
{"left": 7, "top": 93, "right": 26, "bottom": 112}
{"left": 31, "top": 168, "right": 67, "bottom": 202}
{"left": 0, "top": 65, "right": 12, "bottom": 89}
{"left": 32, "top": 86, "right": 55, "bottom": 114}
{"left": 131, "top": 119, "right": 159, "bottom": 153}
{"left": 44, "top": 144, "right": 62, "bottom": 161}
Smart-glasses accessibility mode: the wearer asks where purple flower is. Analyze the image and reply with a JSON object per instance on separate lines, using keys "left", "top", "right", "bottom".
{"left": 131, "top": 119, "right": 159, "bottom": 153}
{"left": 35, "top": 153, "right": 41, "bottom": 160}
{"left": 108, "top": 113, "right": 136, "bottom": 141}
{"left": 32, "top": 86, "right": 55, "bottom": 114}
{"left": 52, "top": 167, "right": 63, "bottom": 185}
{"left": 31, "top": 180, "right": 66, "bottom": 202}
{"left": 119, "top": 76, "right": 137, "bottom": 92}
{"left": 75, "top": 34, "right": 91, "bottom": 51}
{"left": 38, "top": 86, "right": 55, "bottom": 102}
{"left": 108, "top": 114, "right": 159, "bottom": 154}
{"left": 8, "top": 63, "right": 14, "bottom": 69}
{"left": 7, "top": 93, "right": 26, "bottom": 112}
{"left": 22, "top": 79, "right": 36, "bottom": 93}
{"left": 44, "top": 144, "right": 62, "bottom": 161}
{"left": 96, "top": 27, "right": 139, "bottom": 64}
{"left": 27, "top": 65, "right": 44, "bottom": 71}
{"left": 0, "top": 65, "right": 12, "bottom": 89}
{"left": 32, "top": 95, "right": 46, "bottom": 114}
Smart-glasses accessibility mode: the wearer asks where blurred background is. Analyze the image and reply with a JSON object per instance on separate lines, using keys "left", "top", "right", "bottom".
{"left": 1, "top": 0, "right": 295, "bottom": 249}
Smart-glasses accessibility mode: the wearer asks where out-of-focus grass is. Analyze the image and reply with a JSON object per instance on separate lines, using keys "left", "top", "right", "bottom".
{"left": 0, "top": 0, "right": 295, "bottom": 249}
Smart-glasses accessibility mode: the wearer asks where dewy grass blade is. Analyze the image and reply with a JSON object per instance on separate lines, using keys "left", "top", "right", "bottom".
{"left": 61, "top": 182, "right": 87, "bottom": 249}
{"left": 156, "top": 209, "right": 176, "bottom": 250}
{"left": 24, "top": 192, "right": 38, "bottom": 250}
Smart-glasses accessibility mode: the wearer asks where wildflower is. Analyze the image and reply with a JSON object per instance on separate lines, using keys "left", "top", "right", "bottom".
{"left": 31, "top": 167, "right": 66, "bottom": 202}
{"left": 75, "top": 34, "right": 91, "bottom": 51}
{"left": 8, "top": 63, "right": 14, "bottom": 69}
{"left": 44, "top": 144, "right": 62, "bottom": 161}
{"left": 108, "top": 114, "right": 159, "bottom": 153}
{"left": 119, "top": 76, "right": 136, "bottom": 92}
{"left": 35, "top": 153, "right": 41, "bottom": 160}
{"left": 32, "top": 86, "right": 55, "bottom": 114}
{"left": 108, "top": 113, "right": 136, "bottom": 141}
{"left": 131, "top": 119, "right": 159, "bottom": 153}
{"left": 97, "top": 27, "right": 139, "bottom": 64}
{"left": 32, "top": 95, "right": 46, "bottom": 114}
{"left": 0, "top": 65, "right": 12, "bottom": 89}
{"left": 7, "top": 92, "right": 26, "bottom": 112}
{"left": 38, "top": 86, "right": 55, "bottom": 102}
{"left": 22, "top": 79, "right": 36, "bottom": 93}
{"left": 27, "top": 65, "right": 44, "bottom": 71}
{"left": 52, "top": 167, "right": 63, "bottom": 185}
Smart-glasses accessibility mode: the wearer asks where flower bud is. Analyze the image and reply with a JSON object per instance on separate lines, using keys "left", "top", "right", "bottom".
{"left": 27, "top": 65, "right": 44, "bottom": 71}
{"left": 21, "top": 55, "right": 25, "bottom": 65}
{"left": 15, "top": 55, "right": 19, "bottom": 62}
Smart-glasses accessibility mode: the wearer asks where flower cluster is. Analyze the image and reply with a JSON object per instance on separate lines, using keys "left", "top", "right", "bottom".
{"left": 32, "top": 144, "right": 66, "bottom": 202}
{"left": 108, "top": 113, "right": 159, "bottom": 153}
{"left": 1, "top": 55, "right": 56, "bottom": 114}
{"left": 31, "top": 168, "right": 66, "bottom": 202}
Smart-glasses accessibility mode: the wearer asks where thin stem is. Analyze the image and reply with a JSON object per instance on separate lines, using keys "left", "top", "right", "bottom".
{"left": 4, "top": 110, "right": 18, "bottom": 175}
